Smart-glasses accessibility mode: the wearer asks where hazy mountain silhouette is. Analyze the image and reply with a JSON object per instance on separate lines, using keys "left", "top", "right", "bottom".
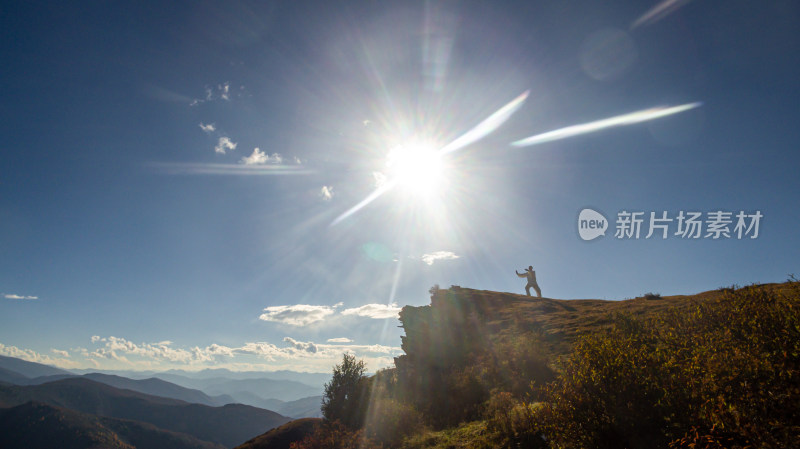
{"left": 10, "top": 371, "right": 236, "bottom": 406}
{"left": 0, "top": 401, "right": 225, "bottom": 449}
{"left": 0, "top": 378, "right": 291, "bottom": 447}
{"left": 0, "top": 366, "right": 30, "bottom": 384}
{"left": 274, "top": 395, "right": 323, "bottom": 419}
{"left": 0, "top": 355, "right": 73, "bottom": 378}
{"left": 81, "top": 373, "right": 236, "bottom": 406}
{"left": 154, "top": 374, "right": 322, "bottom": 403}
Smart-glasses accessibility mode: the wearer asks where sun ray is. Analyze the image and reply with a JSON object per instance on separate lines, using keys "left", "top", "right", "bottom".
{"left": 330, "top": 91, "right": 529, "bottom": 226}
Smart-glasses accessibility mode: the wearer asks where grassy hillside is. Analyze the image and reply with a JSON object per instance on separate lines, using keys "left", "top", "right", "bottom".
{"left": 234, "top": 418, "right": 321, "bottom": 449}
{"left": 285, "top": 281, "right": 799, "bottom": 449}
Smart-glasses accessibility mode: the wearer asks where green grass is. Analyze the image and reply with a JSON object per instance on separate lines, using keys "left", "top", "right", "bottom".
{"left": 400, "top": 421, "right": 498, "bottom": 449}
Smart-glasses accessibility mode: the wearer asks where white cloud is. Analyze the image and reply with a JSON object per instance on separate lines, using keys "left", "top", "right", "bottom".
{"left": 283, "top": 337, "right": 318, "bottom": 353}
{"left": 327, "top": 337, "right": 352, "bottom": 343}
{"left": 215, "top": 137, "right": 237, "bottom": 154}
{"left": 240, "top": 148, "right": 283, "bottom": 165}
{"left": 341, "top": 303, "right": 401, "bottom": 319}
{"left": 4, "top": 293, "right": 38, "bottom": 300}
{"left": 373, "top": 171, "right": 388, "bottom": 188}
{"left": 240, "top": 147, "right": 267, "bottom": 164}
{"left": 237, "top": 342, "right": 284, "bottom": 361}
{"left": 320, "top": 186, "right": 334, "bottom": 201}
{"left": 259, "top": 304, "right": 337, "bottom": 326}
{"left": 199, "top": 122, "right": 216, "bottom": 133}
{"left": 88, "top": 336, "right": 230, "bottom": 365}
{"left": 205, "top": 343, "right": 235, "bottom": 357}
{"left": 420, "top": 251, "right": 460, "bottom": 266}
{"left": 3, "top": 335, "right": 403, "bottom": 373}
{"left": 219, "top": 82, "right": 230, "bottom": 100}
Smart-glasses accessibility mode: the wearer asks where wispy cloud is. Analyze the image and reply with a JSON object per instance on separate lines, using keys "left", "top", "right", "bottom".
{"left": 190, "top": 82, "right": 235, "bottom": 106}
{"left": 199, "top": 122, "right": 216, "bottom": 133}
{"left": 327, "top": 337, "right": 353, "bottom": 343}
{"left": 420, "top": 251, "right": 460, "bottom": 266}
{"left": 259, "top": 304, "right": 338, "bottom": 326}
{"left": 4, "top": 293, "right": 38, "bottom": 300}
{"left": 51, "top": 349, "right": 69, "bottom": 357}
{"left": 320, "top": 186, "right": 334, "bottom": 201}
{"left": 214, "top": 137, "right": 237, "bottom": 154}
{"left": 219, "top": 82, "right": 230, "bottom": 100}
{"left": 631, "top": 0, "right": 694, "bottom": 30}
{"left": 341, "top": 303, "right": 401, "bottom": 319}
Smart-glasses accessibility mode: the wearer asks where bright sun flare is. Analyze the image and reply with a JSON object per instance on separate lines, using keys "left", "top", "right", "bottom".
{"left": 385, "top": 141, "right": 445, "bottom": 198}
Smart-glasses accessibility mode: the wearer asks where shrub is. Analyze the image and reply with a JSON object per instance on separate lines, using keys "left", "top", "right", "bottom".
{"left": 290, "top": 421, "right": 379, "bottom": 449}
{"left": 486, "top": 332, "right": 555, "bottom": 399}
{"left": 538, "top": 283, "right": 800, "bottom": 449}
{"left": 484, "top": 390, "right": 547, "bottom": 448}
{"left": 322, "top": 354, "right": 369, "bottom": 429}
{"left": 363, "top": 396, "right": 424, "bottom": 446}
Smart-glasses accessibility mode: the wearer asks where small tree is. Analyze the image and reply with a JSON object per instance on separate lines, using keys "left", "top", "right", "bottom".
{"left": 322, "top": 354, "right": 368, "bottom": 429}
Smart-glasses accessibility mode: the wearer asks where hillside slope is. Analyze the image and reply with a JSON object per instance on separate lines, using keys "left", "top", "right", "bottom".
{"left": 234, "top": 418, "right": 321, "bottom": 449}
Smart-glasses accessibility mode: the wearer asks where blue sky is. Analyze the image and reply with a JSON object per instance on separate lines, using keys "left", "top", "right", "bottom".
{"left": 1, "top": 0, "right": 798, "bottom": 373}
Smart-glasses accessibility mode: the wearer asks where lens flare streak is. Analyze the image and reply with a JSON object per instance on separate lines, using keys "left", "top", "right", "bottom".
{"left": 631, "top": 0, "right": 694, "bottom": 30}
{"left": 511, "top": 102, "right": 702, "bottom": 147}
{"left": 149, "top": 162, "right": 314, "bottom": 175}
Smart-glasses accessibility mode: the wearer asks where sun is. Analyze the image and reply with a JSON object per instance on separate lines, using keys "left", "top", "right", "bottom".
{"left": 385, "top": 140, "right": 446, "bottom": 198}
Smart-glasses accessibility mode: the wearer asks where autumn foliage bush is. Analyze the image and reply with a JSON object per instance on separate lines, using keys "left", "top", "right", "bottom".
{"left": 537, "top": 282, "right": 800, "bottom": 449}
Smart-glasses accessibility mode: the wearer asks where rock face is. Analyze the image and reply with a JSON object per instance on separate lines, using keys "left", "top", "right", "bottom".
{"left": 396, "top": 287, "right": 504, "bottom": 372}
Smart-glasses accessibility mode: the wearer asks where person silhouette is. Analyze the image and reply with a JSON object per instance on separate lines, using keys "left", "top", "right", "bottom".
{"left": 516, "top": 265, "right": 542, "bottom": 298}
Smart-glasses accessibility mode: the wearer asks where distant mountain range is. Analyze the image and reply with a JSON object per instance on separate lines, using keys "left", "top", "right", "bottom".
{"left": 0, "top": 401, "right": 225, "bottom": 449}
{"left": 0, "top": 355, "right": 325, "bottom": 418}
{"left": 0, "top": 355, "right": 73, "bottom": 378}
{"left": 0, "top": 377, "right": 291, "bottom": 447}
{"left": 154, "top": 373, "right": 322, "bottom": 403}
{"left": 70, "top": 367, "right": 331, "bottom": 388}
{"left": 0, "top": 355, "right": 324, "bottom": 447}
